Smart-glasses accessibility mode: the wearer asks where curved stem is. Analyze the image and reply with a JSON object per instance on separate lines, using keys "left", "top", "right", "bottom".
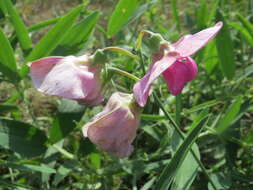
{"left": 102, "top": 47, "right": 139, "bottom": 60}
{"left": 107, "top": 66, "right": 140, "bottom": 82}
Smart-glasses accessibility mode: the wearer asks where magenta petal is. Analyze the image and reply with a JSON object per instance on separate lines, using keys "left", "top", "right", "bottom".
{"left": 162, "top": 57, "right": 197, "bottom": 96}
{"left": 172, "top": 22, "right": 223, "bottom": 56}
{"left": 133, "top": 55, "right": 177, "bottom": 107}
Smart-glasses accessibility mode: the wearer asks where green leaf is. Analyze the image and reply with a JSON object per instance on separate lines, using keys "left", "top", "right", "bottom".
{"left": 154, "top": 117, "right": 207, "bottom": 190}
{"left": 0, "top": 28, "right": 18, "bottom": 80}
{"left": 107, "top": 0, "right": 139, "bottom": 37}
{"left": 236, "top": 13, "right": 253, "bottom": 38}
{"left": 0, "top": 118, "right": 47, "bottom": 157}
{"left": 216, "top": 10, "right": 235, "bottom": 79}
{"left": 49, "top": 99, "right": 85, "bottom": 144}
{"left": 208, "top": 172, "right": 231, "bottom": 190}
{"left": 170, "top": 111, "right": 208, "bottom": 190}
{"left": 0, "top": 104, "right": 18, "bottom": 113}
{"left": 229, "top": 22, "right": 253, "bottom": 48}
{"left": 127, "top": 0, "right": 157, "bottom": 25}
{"left": 60, "top": 11, "right": 100, "bottom": 47}
{"left": 171, "top": 0, "right": 181, "bottom": 32}
{"left": 203, "top": 41, "right": 218, "bottom": 74}
{"left": 1, "top": 0, "right": 32, "bottom": 53}
{"left": 26, "top": 5, "right": 84, "bottom": 61}
{"left": 28, "top": 17, "right": 60, "bottom": 32}
{"left": 3, "top": 163, "right": 56, "bottom": 174}
{"left": 196, "top": 0, "right": 208, "bottom": 29}
{"left": 216, "top": 97, "right": 242, "bottom": 134}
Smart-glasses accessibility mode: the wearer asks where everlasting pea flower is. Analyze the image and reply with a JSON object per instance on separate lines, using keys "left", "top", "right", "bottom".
{"left": 82, "top": 92, "right": 141, "bottom": 158}
{"left": 133, "top": 22, "right": 223, "bottom": 107}
{"left": 28, "top": 55, "right": 104, "bottom": 106}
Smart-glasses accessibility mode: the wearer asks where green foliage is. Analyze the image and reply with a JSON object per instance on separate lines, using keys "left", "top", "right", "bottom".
{"left": 0, "top": 0, "right": 252, "bottom": 189}
{"left": 0, "top": 28, "right": 18, "bottom": 81}
{"left": 0, "top": 0, "right": 32, "bottom": 53}
{"left": 26, "top": 5, "right": 84, "bottom": 61}
{"left": 107, "top": 0, "right": 139, "bottom": 37}
{"left": 216, "top": 10, "right": 235, "bottom": 79}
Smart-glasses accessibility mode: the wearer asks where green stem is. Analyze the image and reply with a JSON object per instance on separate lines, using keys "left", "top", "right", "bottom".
{"left": 153, "top": 93, "right": 218, "bottom": 190}
{"left": 52, "top": 144, "right": 74, "bottom": 160}
{"left": 102, "top": 46, "right": 139, "bottom": 60}
{"left": 175, "top": 94, "right": 182, "bottom": 125}
{"left": 135, "top": 43, "right": 217, "bottom": 190}
{"left": 107, "top": 66, "right": 140, "bottom": 82}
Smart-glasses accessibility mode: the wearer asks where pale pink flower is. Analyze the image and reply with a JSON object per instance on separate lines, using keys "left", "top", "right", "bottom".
{"left": 133, "top": 22, "right": 223, "bottom": 107}
{"left": 28, "top": 55, "right": 103, "bottom": 106}
{"left": 82, "top": 92, "right": 141, "bottom": 158}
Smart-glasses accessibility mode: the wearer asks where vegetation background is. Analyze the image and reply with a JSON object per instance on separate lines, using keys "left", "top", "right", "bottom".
{"left": 0, "top": 0, "right": 252, "bottom": 189}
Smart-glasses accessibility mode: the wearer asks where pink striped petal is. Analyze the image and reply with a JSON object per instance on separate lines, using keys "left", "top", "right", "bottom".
{"left": 162, "top": 57, "right": 197, "bottom": 96}
{"left": 29, "top": 55, "right": 103, "bottom": 106}
{"left": 172, "top": 22, "right": 223, "bottom": 56}
{"left": 83, "top": 92, "right": 140, "bottom": 158}
{"left": 133, "top": 55, "right": 177, "bottom": 107}
{"left": 29, "top": 57, "right": 64, "bottom": 88}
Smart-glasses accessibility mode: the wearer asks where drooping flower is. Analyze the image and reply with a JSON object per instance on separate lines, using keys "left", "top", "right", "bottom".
{"left": 82, "top": 92, "right": 141, "bottom": 158}
{"left": 133, "top": 22, "right": 223, "bottom": 107}
{"left": 28, "top": 55, "right": 104, "bottom": 106}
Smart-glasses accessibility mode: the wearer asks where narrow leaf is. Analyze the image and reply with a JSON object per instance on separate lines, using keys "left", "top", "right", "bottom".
{"left": 0, "top": 28, "right": 18, "bottom": 80}
{"left": 171, "top": 0, "right": 181, "bottom": 32}
{"left": 60, "top": 11, "right": 100, "bottom": 46}
{"left": 26, "top": 5, "right": 84, "bottom": 61}
{"left": 154, "top": 118, "right": 207, "bottom": 190}
{"left": 229, "top": 22, "right": 253, "bottom": 47}
{"left": 2, "top": 0, "right": 32, "bottom": 52}
{"left": 107, "top": 0, "right": 139, "bottom": 37}
{"left": 216, "top": 10, "right": 235, "bottom": 79}
{"left": 216, "top": 97, "right": 242, "bottom": 134}
{"left": 170, "top": 111, "right": 208, "bottom": 190}
{"left": 237, "top": 13, "right": 253, "bottom": 38}
{"left": 196, "top": 0, "right": 208, "bottom": 29}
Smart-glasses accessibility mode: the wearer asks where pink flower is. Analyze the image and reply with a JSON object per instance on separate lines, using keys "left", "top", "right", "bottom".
{"left": 82, "top": 92, "right": 141, "bottom": 158}
{"left": 28, "top": 55, "right": 104, "bottom": 106}
{"left": 133, "top": 22, "right": 223, "bottom": 107}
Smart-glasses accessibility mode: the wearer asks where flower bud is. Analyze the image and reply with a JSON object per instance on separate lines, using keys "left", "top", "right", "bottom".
{"left": 82, "top": 92, "right": 141, "bottom": 158}
{"left": 28, "top": 54, "right": 104, "bottom": 106}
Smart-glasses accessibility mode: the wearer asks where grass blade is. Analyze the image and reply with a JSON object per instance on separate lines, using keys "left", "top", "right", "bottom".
{"left": 26, "top": 5, "right": 84, "bottom": 61}
{"left": 60, "top": 11, "right": 100, "bottom": 46}
{"left": 229, "top": 22, "right": 253, "bottom": 47}
{"left": 171, "top": 0, "right": 181, "bottom": 32}
{"left": 154, "top": 117, "right": 207, "bottom": 190}
{"left": 216, "top": 97, "right": 242, "bottom": 134}
{"left": 107, "top": 0, "right": 139, "bottom": 37}
{"left": 2, "top": 0, "right": 32, "bottom": 53}
{"left": 216, "top": 10, "right": 235, "bottom": 79}
{"left": 0, "top": 28, "right": 18, "bottom": 80}
{"left": 237, "top": 13, "right": 253, "bottom": 38}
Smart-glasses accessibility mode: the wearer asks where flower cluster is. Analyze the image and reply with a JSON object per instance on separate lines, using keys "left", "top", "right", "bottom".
{"left": 29, "top": 22, "right": 222, "bottom": 157}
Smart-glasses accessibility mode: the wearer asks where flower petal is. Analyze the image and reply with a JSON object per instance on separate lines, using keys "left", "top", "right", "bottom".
{"left": 29, "top": 56, "right": 102, "bottom": 102}
{"left": 29, "top": 56, "right": 64, "bottom": 88}
{"left": 83, "top": 92, "right": 140, "bottom": 158}
{"left": 172, "top": 22, "right": 223, "bottom": 56}
{"left": 162, "top": 56, "right": 197, "bottom": 96}
{"left": 133, "top": 55, "right": 177, "bottom": 107}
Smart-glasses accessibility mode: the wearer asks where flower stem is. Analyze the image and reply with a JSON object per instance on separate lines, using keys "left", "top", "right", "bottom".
{"left": 175, "top": 94, "right": 182, "bottom": 125}
{"left": 153, "top": 92, "right": 218, "bottom": 190}
{"left": 107, "top": 66, "right": 140, "bottom": 82}
{"left": 102, "top": 46, "right": 139, "bottom": 60}
{"left": 135, "top": 46, "right": 218, "bottom": 190}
